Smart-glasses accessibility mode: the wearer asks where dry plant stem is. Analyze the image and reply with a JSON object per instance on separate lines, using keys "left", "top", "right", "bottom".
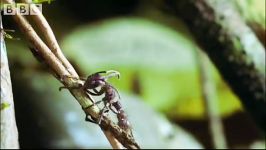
{"left": 101, "top": 120, "right": 139, "bottom": 149}
{"left": 2, "top": 0, "right": 140, "bottom": 148}
{"left": 103, "top": 130, "right": 124, "bottom": 149}
{"left": 196, "top": 49, "right": 227, "bottom": 149}
{"left": 20, "top": 0, "right": 78, "bottom": 77}
{"left": 11, "top": 12, "right": 67, "bottom": 77}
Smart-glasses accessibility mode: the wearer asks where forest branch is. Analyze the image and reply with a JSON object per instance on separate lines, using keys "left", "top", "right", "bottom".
{"left": 2, "top": 0, "right": 140, "bottom": 148}
{"left": 21, "top": 0, "right": 78, "bottom": 77}
{"left": 161, "top": 0, "right": 266, "bottom": 132}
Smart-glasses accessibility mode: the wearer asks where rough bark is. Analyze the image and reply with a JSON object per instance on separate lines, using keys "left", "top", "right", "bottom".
{"left": 0, "top": 14, "right": 20, "bottom": 148}
{"left": 161, "top": 0, "right": 266, "bottom": 132}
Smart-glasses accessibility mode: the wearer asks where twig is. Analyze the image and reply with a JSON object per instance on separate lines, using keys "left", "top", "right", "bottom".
{"left": 2, "top": 0, "right": 140, "bottom": 149}
{"left": 103, "top": 130, "right": 124, "bottom": 149}
{"left": 20, "top": 0, "right": 78, "bottom": 77}
{"left": 195, "top": 49, "right": 227, "bottom": 149}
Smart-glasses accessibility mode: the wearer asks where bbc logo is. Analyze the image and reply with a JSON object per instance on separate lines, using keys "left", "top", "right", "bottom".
{"left": 3, "top": 3, "right": 42, "bottom": 15}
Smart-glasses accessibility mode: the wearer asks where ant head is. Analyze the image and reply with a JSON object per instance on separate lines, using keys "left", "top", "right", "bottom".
{"left": 86, "top": 73, "right": 106, "bottom": 88}
{"left": 85, "top": 70, "right": 120, "bottom": 89}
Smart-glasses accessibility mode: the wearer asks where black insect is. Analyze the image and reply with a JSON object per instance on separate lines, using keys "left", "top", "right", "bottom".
{"left": 60, "top": 70, "right": 131, "bottom": 131}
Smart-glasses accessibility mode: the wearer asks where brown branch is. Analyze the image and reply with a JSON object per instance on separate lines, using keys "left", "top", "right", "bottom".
{"left": 2, "top": 0, "right": 140, "bottom": 148}
{"left": 103, "top": 129, "right": 124, "bottom": 149}
{"left": 21, "top": 0, "right": 78, "bottom": 77}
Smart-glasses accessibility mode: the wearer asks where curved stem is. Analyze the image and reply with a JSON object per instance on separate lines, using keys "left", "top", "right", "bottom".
{"left": 21, "top": 0, "right": 78, "bottom": 77}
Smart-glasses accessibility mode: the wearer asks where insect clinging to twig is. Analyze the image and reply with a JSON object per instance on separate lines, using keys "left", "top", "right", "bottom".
{"left": 60, "top": 70, "right": 132, "bottom": 133}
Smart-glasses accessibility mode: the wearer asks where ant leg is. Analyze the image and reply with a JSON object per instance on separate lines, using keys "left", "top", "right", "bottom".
{"left": 85, "top": 88, "right": 105, "bottom": 96}
{"left": 94, "top": 100, "right": 103, "bottom": 105}
{"left": 94, "top": 71, "right": 108, "bottom": 74}
{"left": 83, "top": 101, "right": 105, "bottom": 124}
{"left": 109, "top": 85, "right": 121, "bottom": 99}
{"left": 86, "top": 90, "right": 101, "bottom": 96}
{"left": 59, "top": 83, "right": 83, "bottom": 91}
{"left": 93, "top": 89, "right": 101, "bottom": 94}
{"left": 85, "top": 115, "right": 97, "bottom": 124}
{"left": 98, "top": 103, "right": 110, "bottom": 125}
{"left": 109, "top": 104, "right": 119, "bottom": 114}
{"left": 93, "top": 88, "right": 105, "bottom": 95}
{"left": 82, "top": 106, "right": 97, "bottom": 123}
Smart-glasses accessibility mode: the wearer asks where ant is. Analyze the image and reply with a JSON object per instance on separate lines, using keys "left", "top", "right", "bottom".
{"left": 60, "top": 70, "right": 131, "bottom": 131}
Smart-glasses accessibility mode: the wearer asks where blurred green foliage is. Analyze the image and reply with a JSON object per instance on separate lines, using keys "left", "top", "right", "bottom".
{"left": 62, "top": 18, "right": 242, "bottom": 120}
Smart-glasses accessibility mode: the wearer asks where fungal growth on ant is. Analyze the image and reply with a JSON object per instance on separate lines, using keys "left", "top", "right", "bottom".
{"left": 60, "top": 70, "right": 132, "bottom": 134}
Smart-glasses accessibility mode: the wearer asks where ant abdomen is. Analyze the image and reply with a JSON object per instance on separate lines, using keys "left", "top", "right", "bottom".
{"left": 117, "top": 110, "right": 131, "bottom": 130}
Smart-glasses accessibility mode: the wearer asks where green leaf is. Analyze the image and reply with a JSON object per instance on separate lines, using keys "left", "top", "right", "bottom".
{"left": 62, "top": 18, "right": 197, "bottom": 72}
